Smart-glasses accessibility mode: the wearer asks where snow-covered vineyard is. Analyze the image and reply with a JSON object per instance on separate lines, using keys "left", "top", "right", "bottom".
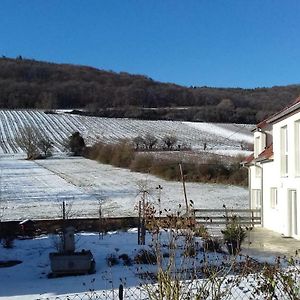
{"left": 0, "top": 110, "right": 253, "bottom": 155}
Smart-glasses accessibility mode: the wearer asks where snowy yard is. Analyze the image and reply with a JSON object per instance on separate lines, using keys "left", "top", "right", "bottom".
{"left": 0, "top": 229, "right": 294, "bottom": 300}
{"left": 0, "top": 230, "right": 157, "bottom": 300}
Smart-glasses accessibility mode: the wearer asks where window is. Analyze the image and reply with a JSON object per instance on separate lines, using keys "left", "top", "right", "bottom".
{"left": 254, "top": 136, "right": 260, "bottom": 158}
{"left": 255, "top": 165, "right": 262, "bottom": 177}
{"left": 295, "top": 121, "right": 300, "bottom": 175}
{"left": 251, "top": 189, "right": 261, "bottom": 209}
{"left": 280, "top": 126, "right": 288, "bottom": 176}
{"left": 270, "top": 187, "right": 277, "bottom": 209}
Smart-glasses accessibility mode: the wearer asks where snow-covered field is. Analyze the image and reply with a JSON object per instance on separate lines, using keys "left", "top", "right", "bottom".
{"left": 0, "top": 156, "right": 248, "bottom": 221}
{"left": 0, "top": 110, "right": 253, "bottom": 155}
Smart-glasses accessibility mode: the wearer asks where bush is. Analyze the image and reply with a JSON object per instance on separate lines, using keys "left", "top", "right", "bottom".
{"left": 203, "top": 238, "right": 223, "bottom": 253}
{"left": 119, "top": 253, "right": 132, "bottom": 266}
{"left": 110, "top": 140, "right": 134, "bottom": 168}
{"left": 222, "top": 215, "right": 246, "bottom": 255}
{"left": 134, "top": 249, "right": 157, "bottom": 265}
{"left": 130, "top": 154, "right": 154, "bottom": 172}
{"left": 106, "top": 253, "right": 119, "bottom": 266}
{"left": 86, "top": 140, "right": 248, "bottom": 186}
{"left": 67, "top": 132, "right": 86, "bottom": 156}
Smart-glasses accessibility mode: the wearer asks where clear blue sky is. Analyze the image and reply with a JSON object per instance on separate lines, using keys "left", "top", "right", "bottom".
{"left": 0, "top": 0, "right": 299, "bottom": 88}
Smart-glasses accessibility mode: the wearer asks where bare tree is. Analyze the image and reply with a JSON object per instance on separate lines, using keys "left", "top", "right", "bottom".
{"left": 37, "top": 136, "right": 54, "bottom": 157}
{"left": 133, "top": 135, "right": 145, "bottom": 150}
{"left": 15, "top": 125, "right": 54, "bottom": 159}
{"left": 162, "top": 135, "right": 177, "bottom": 150}
{"left": 144, "top": 133, "right": 158, "bottom": 150}
{"left": 15, "top": 126, "right": 40, "bottom": 159}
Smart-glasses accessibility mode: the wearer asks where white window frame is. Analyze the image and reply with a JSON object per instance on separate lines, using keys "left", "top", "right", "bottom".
{"left": 255, "top": 164, "right": 262, "bottom": 178}
{"left": 270, "top": 187, "right": 277, "bottom": 209}
{"left": 251, "top": 189, "right": 261, "bottom": 209}
{"left": 280, "top": 126, "right": 288, "bottom": 176}
{"left": 295, "top": 121, "right": 300, "bottom": 176}
{"left": 254, "top": 136, "right": 260, "bottom": 158}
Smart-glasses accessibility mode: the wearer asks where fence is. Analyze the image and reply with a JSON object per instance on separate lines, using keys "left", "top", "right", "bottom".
{"left": 35, "top": 272, "right": 299, "bottom": 300}
{"left": 36, "top": 285, "right": 148, "bottom": 300}
{"left": 191, "top": 208, "right": 261, "bottom": 227}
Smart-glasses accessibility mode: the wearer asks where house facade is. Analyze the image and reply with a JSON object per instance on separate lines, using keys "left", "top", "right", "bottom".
{"left": 246, "top": 98, "right": 300, "bottom": 239}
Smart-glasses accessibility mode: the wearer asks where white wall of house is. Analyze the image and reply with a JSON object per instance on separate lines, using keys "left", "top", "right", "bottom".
{"left": 261, "top": 110, "right": 300, "bottom": 239}
{"left": 260, "top": 161, "right": 282, "bottom": 233}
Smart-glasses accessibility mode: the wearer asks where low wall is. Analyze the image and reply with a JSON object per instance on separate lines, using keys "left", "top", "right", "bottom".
{"left": 0, "top": 217, "right": 139, "bottom": 236}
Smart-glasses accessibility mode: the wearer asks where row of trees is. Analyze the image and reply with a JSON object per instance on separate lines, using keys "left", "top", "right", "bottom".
{"left": 133, "top": 134, "right": 179, "bottom": 151}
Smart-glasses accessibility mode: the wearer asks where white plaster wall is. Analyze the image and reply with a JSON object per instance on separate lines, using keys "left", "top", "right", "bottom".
{"left": 261, "top": 161, "right": 282, "bottom": 233}
{"left": 266, "top": 111, "right": 300, "bottom": 239}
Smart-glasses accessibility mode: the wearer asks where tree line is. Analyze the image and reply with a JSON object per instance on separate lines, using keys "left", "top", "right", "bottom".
{"left": 1, "top": 57, "right": 300, "bottom": 123}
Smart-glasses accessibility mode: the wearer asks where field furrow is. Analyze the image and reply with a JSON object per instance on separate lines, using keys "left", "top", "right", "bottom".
{"left": 0, "top": 110, "right": 253, "bottom": 155}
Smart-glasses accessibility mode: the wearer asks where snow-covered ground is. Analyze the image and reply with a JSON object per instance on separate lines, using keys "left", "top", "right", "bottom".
{"left": 0, "top": 230, "right": 150, "bottom": 300}
{"left": 0, "top": 110, "right": 254, "bottom": 155}
{"left": 0, "top": 229, "right": 288, "bottom": 300}
{"left": 0, "top": 156, "right": 248, "bottom": 221}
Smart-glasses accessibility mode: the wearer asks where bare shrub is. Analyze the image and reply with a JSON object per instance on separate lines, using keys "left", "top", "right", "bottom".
{"left": 119, "top": 253, "right": 133, "bottom": 266}
{"left": 130, "top": 154, "right": 154, "bottom": 173}
{"left": 106, "top": 253, "right": 119, "bottom": 267}
{"left": 134, "top": 249, "right": 157, "bottom": 265}
{"left": 110, "top": 140, "right": 134, "bottom": 167}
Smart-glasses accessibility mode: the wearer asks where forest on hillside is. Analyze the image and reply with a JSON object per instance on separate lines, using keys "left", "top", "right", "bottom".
{"left": 0, "top": 56, "right": 300, "bottom": 123}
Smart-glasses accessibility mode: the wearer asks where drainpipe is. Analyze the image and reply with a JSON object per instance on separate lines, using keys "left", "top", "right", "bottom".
{"left": 254, "top": 163, "right": 264, "bottom": 227}
{"left": 241, "top": 163, "right": 251, "bottom": 210}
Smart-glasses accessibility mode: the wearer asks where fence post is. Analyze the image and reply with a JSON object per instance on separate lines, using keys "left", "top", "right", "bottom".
{"left": 119, "top": 284, "right": 124, "bottom": 300}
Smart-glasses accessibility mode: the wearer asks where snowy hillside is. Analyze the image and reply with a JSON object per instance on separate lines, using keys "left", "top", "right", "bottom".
{"left": 0, "top": 110, "right": 254, "bottom": 155}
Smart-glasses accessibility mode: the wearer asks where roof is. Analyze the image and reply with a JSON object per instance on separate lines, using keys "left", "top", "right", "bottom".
{"left": 253, "top": 96, "right": 300, "bottom": 129}
{"left": 241, "top": 153, "right": 254, "bottom": 165}
{"left": 241, "top": 144, "right": 273, "bottom": 165}
{"left": 267, "top": 96, "right": 300, "bottom": 124}
{"left": 256, "top": 119, "right": 268, "bottom": 130}
{"left": 255, "top": 144, "right": 273, "bottom": 163}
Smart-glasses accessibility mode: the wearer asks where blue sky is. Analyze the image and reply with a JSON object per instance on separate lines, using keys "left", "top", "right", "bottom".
{"left": 0, "top": 0, "right": 299, "bottom": 88}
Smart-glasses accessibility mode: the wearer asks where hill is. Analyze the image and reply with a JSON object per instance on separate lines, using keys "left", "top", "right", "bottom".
{"left": 0, "top": 56, "right": 300, "bottom": 123}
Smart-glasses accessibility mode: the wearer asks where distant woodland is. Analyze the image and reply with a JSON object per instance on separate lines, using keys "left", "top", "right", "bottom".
{"left": 0, "top": 56, "right": 300, "bottom": 123}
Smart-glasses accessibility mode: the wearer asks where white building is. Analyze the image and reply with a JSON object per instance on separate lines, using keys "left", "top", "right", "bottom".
{"left": 245, "top": 97, "right": 300, "bottom": 239}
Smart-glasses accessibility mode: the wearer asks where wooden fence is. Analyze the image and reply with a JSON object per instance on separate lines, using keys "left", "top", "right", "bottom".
{"left": 191, "top": 208, "right": 261, "bottom": 227}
